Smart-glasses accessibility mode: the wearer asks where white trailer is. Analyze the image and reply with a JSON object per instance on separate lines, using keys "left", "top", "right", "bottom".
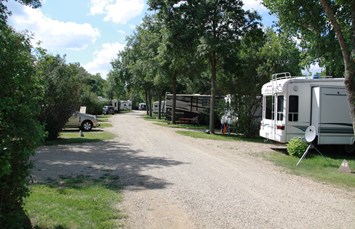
{"left": 153, "top": 101, "right": 165, "bottom": 114}
{"left": 111, "top": 99, "right": 119, "bottom": 111}
{"left": 259, "top": 73, "right": 354, "bottom": 146}
{"left": 120, "top": 100, "right": 132, "bottom": 110}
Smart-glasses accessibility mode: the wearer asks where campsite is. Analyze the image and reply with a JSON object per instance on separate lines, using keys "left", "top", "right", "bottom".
{"left": 2, "top": 1, "right": 355, "bottom": 228}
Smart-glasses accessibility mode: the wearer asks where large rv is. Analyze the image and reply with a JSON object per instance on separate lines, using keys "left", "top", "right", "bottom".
{"left": 165, "top": 93, "right": 223, "bottom": 124}
{"left": 259, "top": 73, "right": 354, "bottom": 147}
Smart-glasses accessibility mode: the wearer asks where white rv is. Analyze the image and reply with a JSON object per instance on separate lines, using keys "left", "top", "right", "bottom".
{"left": 259, "top": 72, "right": 354, "bottom": 147}
{"left": 120, "top": 100, "right": 132, "bottom": 110}
{"left": 111, "top": 99, "right": 119, "bottom": 111}
{"left": 153, "top": 101, "right": 165, "bottom": 114}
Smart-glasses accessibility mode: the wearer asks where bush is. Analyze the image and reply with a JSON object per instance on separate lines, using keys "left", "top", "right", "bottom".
{"left": 81, "top": 92, "right": 108, "bottom": 115}
{"left": 287, "top": 138, "right": 308, "bottom": 157}
{"left": 0, "top": 25, "right": 44, "bottom": 228}
{"left": 37, "top": 54, "right": 82, "bottom": 140}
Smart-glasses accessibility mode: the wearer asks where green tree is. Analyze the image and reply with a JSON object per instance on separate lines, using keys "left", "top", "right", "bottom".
{"left": 0, "top": 24, "right": 44, "bottom": 228}
{"left": 263, "top": 0, "right": 355, "bottom": 138}
{"left": 78, "top": 68, "right": 107, "bottom": 114}
{"left": 257, "top": 29, "right": 302, "bottom": 78}
{"left": 148, "top": 1, "right": 209, "bottom": 123}
{"left": 218, "top": 27, "right": 302, "bottom": 137}
{"left": 157, "top": 0, "right": 261, "bottom": 133}
{"left": 36, "top": 53, "right": 82, "bottom": 140}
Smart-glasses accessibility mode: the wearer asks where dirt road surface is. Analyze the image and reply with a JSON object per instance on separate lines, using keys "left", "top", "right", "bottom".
{"left": 33, "top": 111, "right": 355, "bottom": 228}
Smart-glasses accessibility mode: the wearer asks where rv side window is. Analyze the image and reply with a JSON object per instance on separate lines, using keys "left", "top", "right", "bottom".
{"left": 288, "top": 95, "right": 299, "bottom": 121}
{"left": 265, "top": 96, "right": 274, "bottom": 119}
{"left": 277, "top": 96, "right": 284, "bottom": 121}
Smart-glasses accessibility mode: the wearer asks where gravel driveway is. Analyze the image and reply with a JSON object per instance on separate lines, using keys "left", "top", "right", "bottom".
{"left": 33, "top": 111, "right": 355, "bottom": 228}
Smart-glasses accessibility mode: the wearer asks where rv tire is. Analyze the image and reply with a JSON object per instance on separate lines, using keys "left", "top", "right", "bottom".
{"left": 344, "top": 144, "right": 355, "bottom": 154}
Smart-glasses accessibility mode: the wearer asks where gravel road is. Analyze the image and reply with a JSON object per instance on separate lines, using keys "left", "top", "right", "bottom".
{"left": 33, "top": 111, "right": 355, "bottom": 229}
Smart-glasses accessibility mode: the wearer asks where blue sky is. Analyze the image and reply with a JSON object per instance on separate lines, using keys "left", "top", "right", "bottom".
{"left": 6, "top": 0, "right": 320, "bottom": 79}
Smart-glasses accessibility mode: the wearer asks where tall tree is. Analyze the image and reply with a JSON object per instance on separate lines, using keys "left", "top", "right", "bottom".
{"left": 147, "top": 1, "right": 204, "bottom": 123}
{"left": 263, "top": 0, "right": 355, "bottom": 138}
{"left": 150, "top": 0, "right": 261, "bottom": 132}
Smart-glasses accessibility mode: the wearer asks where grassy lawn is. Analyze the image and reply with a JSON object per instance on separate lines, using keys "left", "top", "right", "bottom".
{"left": 44, "top": 130, "right": 115, "bottom": 145}
{"left": 99, "top": 122, "right": 113, "bottom": 128}
{"left": 264, "top": 150, "right": 355, "bottom": 188}
{"left": 176, "top": 130, "right": 265, "bottom": 142}
{"left": 144, "top": 115, "right": 210, "bottom": 130}
{"left": 29, "top": 117, "right": 124, "bottom": 228}
{"left": 25, "top": 175, "right": 125, "bottom": 229}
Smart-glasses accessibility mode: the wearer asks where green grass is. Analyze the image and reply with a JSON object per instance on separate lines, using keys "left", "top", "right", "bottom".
{"left": 176, "top": 130, "right": 265, "bottom": 142}
{"left": 99, "top": 122, "right": 113, "bottom": 128}
{"left": 264, "top": 151, "right": 355, "bottom": 188}
{"left": 144, "top": 115, "right": 209, "bottom": 130}
{"left": 25, "top": 175, "right": 125, "bottom": 229}
{"left": 45, "top": 130, "right": 115, "bottom": 145}
{"left": 97, "top": 117, "right": 110, "bottom": 122}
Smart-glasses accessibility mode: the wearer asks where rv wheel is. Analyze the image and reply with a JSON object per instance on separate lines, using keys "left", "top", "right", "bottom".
{"left": 344, "top": 144, "right": 355, "bottom": 154}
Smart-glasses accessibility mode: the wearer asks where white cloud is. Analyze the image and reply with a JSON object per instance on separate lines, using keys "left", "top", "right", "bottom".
{"left": 89, "top": 0, "right": 145, "bottom": 24}
{"left": 84, "top": 42, "right": 125, "bottom": 78}
{"left": 7, "top": 2, "right": 100, "bottom": 51}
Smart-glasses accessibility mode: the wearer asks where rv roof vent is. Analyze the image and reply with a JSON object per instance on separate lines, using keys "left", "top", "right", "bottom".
{"left": 272, "top": 72, "right": 291, "bottom": 81}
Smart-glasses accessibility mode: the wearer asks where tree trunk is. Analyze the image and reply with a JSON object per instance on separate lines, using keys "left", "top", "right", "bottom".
{"left": 209, "top": 51, "right": 217, "bottom": 134}
{"left": 172, "top": 72, "right": 177, "bottom": 124}
{"left": 319, "top": 0, "right": 355, "bottom": 136}
{"left": 145, "top": 90, "right": 149, "bottom": 116}
{"left": 158, "top": 94, "right": 162, "bottom": 119}
{"left": 148, "top": 89, "right": 153, "bottom": 117}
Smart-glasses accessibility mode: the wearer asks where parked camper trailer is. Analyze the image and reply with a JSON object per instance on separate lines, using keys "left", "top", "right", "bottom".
{"left": 153, "top": 101, "right": 165, "bottom": 114}
{"left": 138, "top": 103, "right": 146, "bottom": 110}
{"left": 120, "top": 100, "right": 132, "bottom": 110}
{"left": 259, "top": 73, "right": 354, "bottom": 147}
{"left": 111, "top": 99, "right": 119, "bottom": 111}
{"left": 165, "top": 93, "right": 223, "bottom": 124}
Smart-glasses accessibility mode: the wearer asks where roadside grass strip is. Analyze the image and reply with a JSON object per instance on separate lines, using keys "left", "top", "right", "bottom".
{"left": 25, "top": 175, "right": 125, "bottom": 229}
{"left": 176, "top": 130, "right": 265, "bottom": 142}
{"left": 265, "top": 152, "right": 355, "bottom": 188}
{"left": 99, "top": 122, "right": 113, "bottom": 128}
{"left": 45, "top": 131, "right": 115, "bottom": 145}
{"left": 144, "top": 115, "right": 212, "bottom": 130}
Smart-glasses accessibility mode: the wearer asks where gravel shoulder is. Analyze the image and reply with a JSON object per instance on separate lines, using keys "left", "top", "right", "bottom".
{"left": 33, "top": 111, "right": 355, "bottom": 228}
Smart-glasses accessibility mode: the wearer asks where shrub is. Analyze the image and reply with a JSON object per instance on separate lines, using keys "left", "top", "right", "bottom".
{"left": 287, "top": 138, "right": 308, "bottom": 157}
{"left": 0, "top": 25, "right": 44, "bottom": 228}
{"left": 81, "top": 92, "right": 108, "bottom": 115}
{"left": 37, "top": 54, "right": 82, "bottom": 140}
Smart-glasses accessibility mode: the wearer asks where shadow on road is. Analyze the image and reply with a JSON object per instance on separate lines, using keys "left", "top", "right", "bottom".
{"left": 32, "top": 140, "right": 186, "bottom": 191}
